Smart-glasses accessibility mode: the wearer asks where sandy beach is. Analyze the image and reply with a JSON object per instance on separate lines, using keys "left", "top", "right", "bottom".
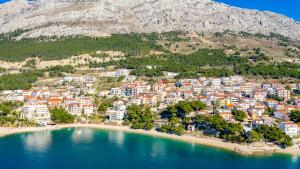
{"left": 0, "top": 124, "right": 299, "bottom": 156}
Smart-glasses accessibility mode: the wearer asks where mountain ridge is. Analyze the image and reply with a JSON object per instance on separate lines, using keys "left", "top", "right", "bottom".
{"left": 1, "top": 0, "right": 300, "bottom": 39}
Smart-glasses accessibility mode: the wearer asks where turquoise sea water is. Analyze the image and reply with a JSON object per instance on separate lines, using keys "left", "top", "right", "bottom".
{"left": 0, "top": 128, "right": 299, "bottom": 169}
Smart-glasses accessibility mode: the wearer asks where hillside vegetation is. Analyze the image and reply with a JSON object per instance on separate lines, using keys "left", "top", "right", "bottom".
{"left": 1, "top": 31, "right": 299, "bottom": 62}
{"left": 1, "top": 31, "right": 300, "bottom": 82}
{"left": 91, "top": 48, "right": 300, "bottom": 80}
{"left": 0, "top": 65, "right": 75, "bottom": 90}
{"left": 0, "top": 33, "right": 164, "bottom": 61}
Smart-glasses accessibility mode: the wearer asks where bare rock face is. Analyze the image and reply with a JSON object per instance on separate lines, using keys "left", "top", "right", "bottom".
{"left": 1, "top": 0, "right": 300, "bottom": 39}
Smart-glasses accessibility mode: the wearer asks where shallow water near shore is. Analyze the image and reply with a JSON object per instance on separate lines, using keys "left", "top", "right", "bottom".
{"left": 0, "top": 128, "right": 299, "bottom": 169}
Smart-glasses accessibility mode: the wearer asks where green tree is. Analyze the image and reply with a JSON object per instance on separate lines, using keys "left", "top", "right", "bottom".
{"left": 195, "top": 114, "right": 207, "bottom": 129}
{"left": 117, "top": 75, "right": 125, "bottom": 82}
{"left": 254, "top": 125, "right": 293, "bottom": 147}
{"left": 98, "top": 100, "right": 113, "bottom": 112}
{"left": 161, "top": 105, "right": 177, "bottom": 118}
{"left": 182, "top": 117, "right": 191, "bottom": 126}
{"left": 223, "top": 123, "right": 243, "bottom": 135}
{"left": 47, "top": 65, "right": 75, "bottom": 77}
{"left": 125, "top": 105, "right": 156, "bottom": 130}
{"left": 290, "top": 110, "right": 300, "bottom": 123}
{"left": 246, "top": 130, "right": 261, "bottom": 143}
{"left": 160, "top": 124, "right": 185, "bottom": 135}
{"left": 24, "top": 59, "right": 36, "bottom": 68}
{"left": 50, "top": 107, "right": 74, "bottom": 124}
{"left": 0, "top": 102, "right": 23, "bottom": 116}
{"left": 175, "top": 101, "right": 193, "bottom": 118}
{"left": 195, "top": 114, "right": 245, "bottom": 143}
{"left": 190, "top": 101, "right": 206, "bottom": 111}
{"left": 232, "top": 110, "right": 247, "bottom": 122}
{"left": 169, "top": 116, "right": 181, "bottom": 125}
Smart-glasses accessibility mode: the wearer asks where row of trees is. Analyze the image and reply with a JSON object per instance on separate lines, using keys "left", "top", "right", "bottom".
{"left": 123, "top": 101, "right": 292, "bottom": 147}
{"left": 162, "top": 101, "right": 206, "bottom": 118}
{"left": 46, "top": 65, "right": 75, "bottom": 77}
{"left": 130, "top": 68, "right": 164, "bottom": 77}
{"left": 195, "top": 114, "right": 292, "bottom": 147}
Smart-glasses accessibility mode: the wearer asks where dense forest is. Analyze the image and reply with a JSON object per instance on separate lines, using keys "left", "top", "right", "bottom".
{"left": 0, "top": 65, "right": 75, "bottom": 90}
{"left": 92, "top": 49, "right": 246, "bottom": 70}
{"left": 90, "top": 48, "right": 300, "bottom": 79}
{"left": 0, "top": 33, "right": 164, "bottom": 61}
{"left": 0, "top": 71, "right": 43, "bottom": 90}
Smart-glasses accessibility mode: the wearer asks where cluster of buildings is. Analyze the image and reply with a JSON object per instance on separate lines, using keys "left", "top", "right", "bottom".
{"left": 100, "top": 73, "right": 300, "bottom": 138}
{"left": 1, "top": 68, "right": 300, "bottom": 138}
{"left": 14, "top": 89, "right": 93, "bottom": 125}
{"left": 1, "top": 75, "right": 95, "bottom": 125}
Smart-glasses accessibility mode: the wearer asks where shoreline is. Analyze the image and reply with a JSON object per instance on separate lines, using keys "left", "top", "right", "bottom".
{"left": 0, "top": 124, "right": 299, "bottom": 156}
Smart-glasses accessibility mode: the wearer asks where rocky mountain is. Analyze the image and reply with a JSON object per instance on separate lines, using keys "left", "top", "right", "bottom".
{"left": 1, "top": 0, "right": 300, "bottom": 39}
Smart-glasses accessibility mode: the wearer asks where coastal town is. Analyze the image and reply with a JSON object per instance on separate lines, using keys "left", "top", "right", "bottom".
{"left": 1, "top": 67, "right": 300, "bottom": 150}
{"left": 1, "top": 0, "right": 300, "bottom": 168}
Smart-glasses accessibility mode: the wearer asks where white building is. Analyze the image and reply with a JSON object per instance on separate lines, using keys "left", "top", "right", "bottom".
{"left": 21, "top": 103, "right": 50, "bottom": 125}
{"left": 108, "top": 101, "right": 126, "bottom": 121}
{"left": 115, "top": 69, "right": 131, "bottom": 77}
{"left": 83, "top": 105, "right": 94, "bottom": 116}
{"left": 279, "top": 122, "right": 298, "bottom": 137}
{"left": 230, "top": 76, "right": 244, "bottom": 82}
{"left": 80, "top": 97, "right": 93, "bottom": 105}
{"left": 67, "top": 103, "right": 82, "bottom": 116}
{"left": 110, "top": 88, "right": 123, "bottom": 96}
{"left": 210, "top": 78, "right": 221, "bottom": 86}
{"left": 108, "top": 110, "right": 125, "bottom": 121}
{"left": 64, "top": 98, "right": 78, "bottom": 106}
{"left": 63, "top": 76, "right": 74, "bottom": 82}
{"left": 164, "top": 72, "right": 178, "bottom": 79}
{"left": 6, "top": 94, "right": 24, "bottom": 102}
{"left": 276, "top": 88, "right": 291, "bottom": 101}
{"left": 98, "top": 90, "right": 110, "bottom": 97}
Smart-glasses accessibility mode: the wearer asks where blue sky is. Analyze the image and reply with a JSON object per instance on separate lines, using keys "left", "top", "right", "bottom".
{"left": 0, "top": 0, "right": 299, "bottom": 21}
{"left": 215, "top": 0, "right": 300, "bottom": 21}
